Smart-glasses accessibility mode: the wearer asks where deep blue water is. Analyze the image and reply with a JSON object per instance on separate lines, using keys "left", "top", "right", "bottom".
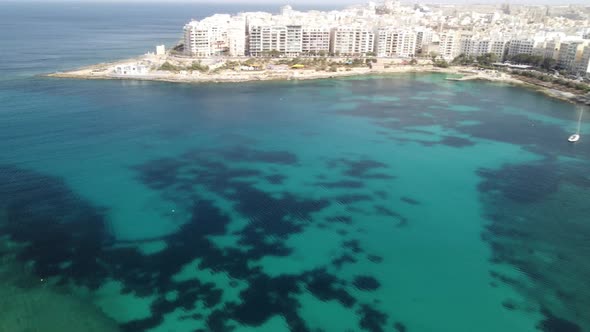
{"left": 1, "top": 3, "right": 590, "bottom": 332}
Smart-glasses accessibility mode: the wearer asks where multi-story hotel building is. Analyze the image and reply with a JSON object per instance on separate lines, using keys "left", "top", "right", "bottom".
{"left": 285, "top": 25, "right": 303, "bottom": 56}
{"left": 557, "top": 41, "right": 585, "bottom": 72}
{"left": 490, "top": 40, "right": 508, "bottom": 59}
{"left": 248, "top": 25, "right": 287, "bottom": 56}
{"left": 330, "top": 26, "right": 375, "bottom": 56}
{"left": 376, "top": 28, "right": 417, "bottom": 57}
{"left": 577, "top": 45, "right": 590, "bottom": 75}
{"left": 184, "top": 15, "right": 246, "bottom": 57}
{"left": 438, "top": 31, "right": 461, "bottom": 60}
{"left": 507, "top": 39, "right": 535, "bottom": 57}
{"left": 302, "top": 26, "right": 331, "bottom": 54}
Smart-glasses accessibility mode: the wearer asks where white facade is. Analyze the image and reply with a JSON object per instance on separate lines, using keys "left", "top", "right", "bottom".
{"left": 330, "top": 26, "right": 375, "bottom": 56}
{"left": 183, "top": 15, "right": 245, "bottom": 57}
{"left": 115, "top": 64, "right": 148, "bottom": 75}
{"left": 302, "top": 26, "right": 331, "bottom": 54}
{"left": 490, "top": 40, "right": 508, "bottom": 59}
{"left": 248, "top": 25, "right": 287, "bottom": 56}
{"left": 460, "top": 37, "right": 493, "bottom": 57}
{"left": 156, "top": 45, "right": 166, "bottom": 56}
{"left": 543, "top": 40, "right": 560, "bottom": 60}
{"left": 507, "top": 39, "right": 535, "bottom": 57}
{"left": 184, "top": 19, "right": 229, "bottom": 57}
{"left": 176, "top": 2, "right": 590, "bottom": 70}
{"left": 227, "top": 18, "right": 246, "bottom": 56}
{"left": 285, "top": 25, "right": 303, "bottom": 56}
{"left": 376, "top": 28, "right": 417, "bottom": 57}
{"left": 438, "top": 31, "right": 461, "bottom": 61}
{"left": 415, "top": 29, "right": 433, "bottom": 54}
{"left": 576, "top": 45, "right": 590, "bottom": 75}
{"left": 557, "top": 41, "right": 584, "bottom": 72}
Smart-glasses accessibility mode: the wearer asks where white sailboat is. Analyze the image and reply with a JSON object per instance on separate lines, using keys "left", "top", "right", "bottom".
{"left": 568, "top": 107, "right": 585, "bottom": 143}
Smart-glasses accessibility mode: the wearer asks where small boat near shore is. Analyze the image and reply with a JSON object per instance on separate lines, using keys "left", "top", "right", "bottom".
{"left": 568, "top": 134, "right": 580, "bottom": 142}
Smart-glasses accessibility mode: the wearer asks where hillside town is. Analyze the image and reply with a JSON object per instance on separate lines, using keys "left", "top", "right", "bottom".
{"left": 180, "top": 1, "right": 590, "bottom": 77}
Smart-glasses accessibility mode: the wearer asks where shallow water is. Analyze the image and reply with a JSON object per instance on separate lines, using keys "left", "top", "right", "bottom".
{"left": 1, "top": 3, "right": 590, "bottom": 332}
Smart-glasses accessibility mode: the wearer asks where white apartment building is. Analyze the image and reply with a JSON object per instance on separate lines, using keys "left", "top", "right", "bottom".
{"left": 285, "top": 25, "right": 303, "bottom": 56}
{"left": 376, "top": 28, "right": 417, "bottom": 57}
{"left": 543, "top": 40, "right": 560, "bottom": 60}
{"left": 184, "top": 15, "right": 245, "bottom": 57}
{"left": 460, "top": 38, "right": 496, "bottom": 58}
{"left": 227, "top": 18, "right": 246, "bottom": 56}
{"left": 576, "top": 45, "right": 590, "bottom": 76}
{"left": 184, "top": 21, "right": 222, "bottom": 57}
{"left": 490, "top": 40, "right": 508, "bottom": 59}
{"left": 459, "top": 37, "right": 475, "bottom": 56}
{"left": 415, "top": 29, "right": 433, "bottom": 54}
{"left": 330, "top": 26, "right": 375, "bottom": 56}
{"left": 302, "top": 26, "right": 331, "bottom": 54}
{"left": 438, "top": 31, "right": 461, "bottom": 61}
{"left": 557, "top": 41, "right": 585, "bottom": 72}
{"left": 507, "top": 39, "right": 535, "bottom": 57}
{"left": 248, "top": 25, "right": 287, "bottom": 56}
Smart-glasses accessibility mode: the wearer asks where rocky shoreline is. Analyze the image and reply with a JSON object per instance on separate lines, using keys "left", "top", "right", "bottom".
{"left": 46, "top": 54, "right": 590, "bottom": 106}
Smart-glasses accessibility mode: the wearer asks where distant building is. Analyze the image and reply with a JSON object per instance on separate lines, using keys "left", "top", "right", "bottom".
{"left": 248, "top": 25, "right": 287, "bottom": 56}
{"left": 543, "top": 40, "right": 560, "bottom": 60}
{"left": 227, "top": 18, "right": 246, "bottom": 56}
{"left": 156, "top": 45, "right": 166, "bottom": 56}
{"left": 330, "top": 26, "right": 375, "bottom": 56}
{"left": 576, "top": 45, "right": 590, "bottom": 76}
{"left": 115, "top": 64, "right": 148, "bottom": 75}
{"left": 184, "top": 15, "right": 245, "bottom": 57}
{"left": 184, "top": 19, "right": 228, "bottom": 57}
{"left": 557, "top": 41, "right": 584, "bottom": 72}
{"left": 415, "top": 29, "right": 433, "bottom": 55}
{"left": 490, "top": 40, "right": 508, "bottom": 60}
{"left": 438, "top": 31, "right": 461, "bottom": 61}
{"left": 176, "top": 2, "right": 590, "bottom": 67}
{"left": 376, "top": 28, "right": 417, "bottom": 57}
{"left": 285, "top": 25, "right": 303, "bottom": 57}
{"left": 507, "top": 39, "right": 535, "bottom": 57}
{"left": 302, "top": 26, "right": 331, "bottom": 55}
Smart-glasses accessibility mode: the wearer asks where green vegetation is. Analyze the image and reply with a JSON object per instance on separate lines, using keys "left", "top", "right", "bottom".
{"left": 452, "top": 54, "right": 475, "bottom": 66}
{"left": 507, "top": 54, "right": 544, "bottom": 67}
{"left": 158, "top": 61, "right": 209, "bottom": 73}
{"left": 506, "top": 54, "right": 556, "bottom": 71}
{"left": 513, "top": 70, "right": 590, "bottom": 92}
{"left": 433, "top": 59, "right": 450, "bottom": 68}
{"left": 189, "top": 61, "right": 209, "bottom": 73}
{"left": 244, "top": 58, "right": 257, "bottom": 66}
{"left": 451, "top": 53, "right": 499, "bottom": 67}
{"left": 476, "top": 53, "right": 498, "bottom": 66}
{"left": 158, "top": 62, "right": 182, "bottom": 71}
{"left": 259, "top": 49, "right": 282, "bottom": 57}
{"left": 541, "top": 58, "right": 557, "bottom": 71}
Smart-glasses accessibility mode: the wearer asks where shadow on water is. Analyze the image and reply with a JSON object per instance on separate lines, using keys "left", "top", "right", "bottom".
{"left": 335, "top": 76, "right": 590, "bottom": 330}
{"left": 478, "top": 159, "right": 590, "bottom": 332}
{"left": 0, "top": 144, "right": 402, "bottom": 332}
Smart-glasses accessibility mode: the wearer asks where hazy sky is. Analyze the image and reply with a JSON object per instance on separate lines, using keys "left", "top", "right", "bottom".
{"left": 0, "top": 0, "right": 586, "bottom": 5}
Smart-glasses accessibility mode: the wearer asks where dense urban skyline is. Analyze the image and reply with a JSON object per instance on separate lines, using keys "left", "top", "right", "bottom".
{"left": 3, "top": 0, "right": 590, "bottom": 5}
{"left": 177, "top": 0, "right": 590, "bottom": 77}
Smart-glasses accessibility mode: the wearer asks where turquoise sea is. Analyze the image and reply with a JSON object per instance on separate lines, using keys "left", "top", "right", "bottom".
{"left": 1, "top": 3, "right": 589, "bottom": 332}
